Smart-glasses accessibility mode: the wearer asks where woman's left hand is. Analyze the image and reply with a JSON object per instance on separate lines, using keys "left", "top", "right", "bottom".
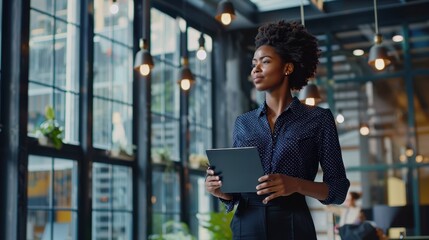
{"left": 256, "top": 174, "right": 300, "bottom": 204}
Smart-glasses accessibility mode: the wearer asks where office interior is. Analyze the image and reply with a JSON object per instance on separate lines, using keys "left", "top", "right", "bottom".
{"left": 1, "top": 0, "right": 428, "bottom": 239}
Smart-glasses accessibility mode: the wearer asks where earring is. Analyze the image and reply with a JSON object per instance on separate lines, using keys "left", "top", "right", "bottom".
{"left": 285, "top": 72, "right": 289, "bottom": 76}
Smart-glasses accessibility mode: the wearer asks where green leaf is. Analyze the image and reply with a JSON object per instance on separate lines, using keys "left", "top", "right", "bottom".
{"left": 45, "top": 105, "right": 55, "bottom": 120}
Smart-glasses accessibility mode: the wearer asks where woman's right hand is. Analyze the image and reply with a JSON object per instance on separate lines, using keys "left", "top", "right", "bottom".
{"left": 205, "top": 168, "right": 233, "bottom": 201}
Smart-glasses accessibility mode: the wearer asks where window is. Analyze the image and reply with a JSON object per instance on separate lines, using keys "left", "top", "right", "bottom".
{"left": 150, "top": 9, "right": 181, "bottom": 161}
{"left": 28, "top": 0, "right": 81, "bottom": 144}
{"left": 187, "top": 27, "right": 213, "bottom": 167}
{"left": 150, "top": 9, "right": 215, "bottom": 238}
{"left": 27, "top": 156, "right": 78, "bottom": 240}
{"left": 92, "top": 163, "right": 133, "bottom": 240}
{"left": 93, "top": 0, "right": 134, "bottom": 157}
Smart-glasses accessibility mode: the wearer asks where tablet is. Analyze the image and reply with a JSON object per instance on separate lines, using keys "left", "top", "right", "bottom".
{"left": 205, "top": 147, "right": 264, "bottom": 193}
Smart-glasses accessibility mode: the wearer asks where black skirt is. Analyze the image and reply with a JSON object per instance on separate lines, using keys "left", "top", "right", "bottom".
{"left": 230, "top": 193, "right": 317, "bottom": 240}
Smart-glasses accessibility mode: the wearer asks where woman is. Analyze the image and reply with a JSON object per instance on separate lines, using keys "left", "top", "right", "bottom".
{"left": 205, "top": 20, "right": 350, "bottom": 239}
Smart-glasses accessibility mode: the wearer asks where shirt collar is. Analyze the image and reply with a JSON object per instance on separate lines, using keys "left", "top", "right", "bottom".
{"left": 257, "top": 96, "right": 302, "bottom": 117}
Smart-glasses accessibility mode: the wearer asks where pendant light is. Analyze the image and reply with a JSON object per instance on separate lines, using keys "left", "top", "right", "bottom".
{"left": 297, "top": 0, "right": 321, "bottom": 106}
{"left": 134, "top": 38, "right": 154, "bottom": 76}
{"left": 196, "top": 33, "right": 207, "bottom": 61}
{"left": 299, "top": 82, "right": 321, "bottom": 106}
{"left": 178, "top": 57, "right": 195, "bottom": 91}
{"left": 368, "top": 0, "right": 391, "bottom": 71}
{"left": 110, "top": 0, "right": 119, "bottom": 15}
{"left": 215, "top": 0, "right": 236, "bottom": 26}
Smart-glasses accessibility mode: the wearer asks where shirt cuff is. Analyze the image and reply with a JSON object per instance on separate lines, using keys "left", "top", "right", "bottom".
{"left": 219, "top": 194, "right": 239, "bottom": 212}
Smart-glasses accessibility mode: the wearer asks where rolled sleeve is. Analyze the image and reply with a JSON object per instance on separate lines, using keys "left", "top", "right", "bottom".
{"left": 318, "top": 109, "right": 350, "bottom": 205}
{"left": 219, "top": 193, "right": 240, "bottom": 212}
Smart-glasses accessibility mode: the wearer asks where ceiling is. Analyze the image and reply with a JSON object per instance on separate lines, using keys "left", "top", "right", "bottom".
{"left": 154, "top": 0, "right": 429, "bottom": 139}
{"left": 179, "top": 0, "right": 429, "bottom": 33}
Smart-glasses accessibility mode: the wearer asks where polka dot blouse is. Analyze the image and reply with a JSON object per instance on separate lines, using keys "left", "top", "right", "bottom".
{"left": 221, "top": 97, "right": 350, "bottom": 212}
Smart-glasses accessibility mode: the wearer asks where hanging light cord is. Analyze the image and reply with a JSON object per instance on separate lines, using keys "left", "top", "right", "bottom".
{"left": 373, "top": 0, "right": 379, "bottom": 34}
{"left": 300, "top": 0, "right": 305, "bottom": 26}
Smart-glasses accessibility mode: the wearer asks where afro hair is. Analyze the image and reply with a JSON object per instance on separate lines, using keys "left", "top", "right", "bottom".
{"left": 254, "top": 20, "right": 320, "bottom": 90}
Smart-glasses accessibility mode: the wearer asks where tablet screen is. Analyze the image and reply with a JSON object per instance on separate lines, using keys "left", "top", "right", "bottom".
{"left": 206, "top": 147, "right": 264, "bottom": 193}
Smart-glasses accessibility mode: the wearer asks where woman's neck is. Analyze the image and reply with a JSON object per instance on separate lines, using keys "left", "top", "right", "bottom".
{"left": 265, "top": 91, "right": 293, "bottom": 117}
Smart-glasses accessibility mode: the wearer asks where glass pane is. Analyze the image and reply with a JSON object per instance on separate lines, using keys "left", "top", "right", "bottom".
{"left": 27, "top": 210, "right": 50, "bottom": 240}
{"left": 55, "top": 0, "right": 80, "bottom": 24}
{"left": 28, "top": 156, "right": 52, "bottom": 208}
{"left": 189, "top": 78, "right": 212, "bottom": 126}
{"left": 29, "top": 11, "right": 54, "bottom": 85}
{"left": 93, "top": 98, "right": 111, "bottom": 149}
{"left": 112, "top": 165, "right": 133, "bottom": 210}
{"left": 53, "top": 159, "right": 78, "bottom": 208}
{"left": 112, "top": 212, "right": 132, "bottom": 240}
{"left": 31, "top": 0, "right": 53, "bottom": 14}
{"left": 151, "top": 63, "right": 180, "bottom": 117}
{"left": 53, "top": 211, "right": 77, "bottom": 240}
{"left": 189, "top": 175, "right": 214, "bottom": 239}
{"left": 92, "top": 211, "right": 112, "bottom": 239}
{"left": 94, "top": 0, "right": 113, "bottom": 38}
{"left": 93, "top": 163, "right": 112, "bottom": 210}
{"left": 151, "top": 114, "right": 180, "bottom": 161}
{"left": 111, "top": 43, "right": 133, "bottom": 103}
{"left": 93, "top": 37, "right": 112, "bottom": 99}
{"left": 152, "top": 170, "right": 181, "bottom": 214}
{"left": 111, "top": 1, "right": 133, "bottom": 46}
{"left": 151, "top": 213, "right": 181, "bottom": 237}
{"left": 93, "top": 0, "right": 132, "bottom": 43}
{"left": 189, "top": 126, "right": 211, "bottom": 167}
{"left": 111, "top": 104, "right": 133, "bottom": 157}
{"left": 151, "top": 8, "right": 180, "bottom": 61}
{"left": 55, "top": 22, "right": 80, "bottom": 92}
{"left": 28, "top": 83, "right": 52, "bottom": 135}
{"left": 93, "top": 163, "right": 133, "bottom": 208}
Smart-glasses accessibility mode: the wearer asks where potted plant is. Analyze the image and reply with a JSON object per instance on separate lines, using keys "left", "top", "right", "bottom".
{"left": 35, "top": 105, "right": 63, "bottom": 150}
{"left": 197, "top": 205, "right": 234, "bottom": 240}
{"left": 148, "top": 220, "right": 196, "bottom": 240}
{"left": 189, "top": 154, "right": 209, "bottom": 169}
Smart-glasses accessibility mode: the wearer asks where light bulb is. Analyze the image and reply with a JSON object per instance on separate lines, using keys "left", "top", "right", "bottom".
{"left": 416, "top": 155, "right": 423, "bottom": 163}
{"left": 221, "top": 13, "right": 232, "bottom": 25}
{"left": 375, "top": 58, "right": 385, "bottom": 70}
{"left": 405, "top": 148, "right": 414, "bottom": 157}
{"left": 392, "top": 35, "right": 403, "bottom": 42}
{"left": 305, "top": 98, "right": 315, "bottom": 106}
{"left": 139, "top": 64, "right": 150, "bottom": 76}
{"left": 360, "top": 126, "right": 370, "bottom": 136}
{"left": 196, "top": 47, "right": 207, "bottom": 60}
{"left": 336, "top": 113, "right": 345, "bottom": 124}
{"left": 110, "top": 3, "right": 119, "bottom": 15}
{"left": 180, "top": 79, "right": 191, "bottom": 91}
{"left": 353, "top": 49, "right": 364, "bottom": 56}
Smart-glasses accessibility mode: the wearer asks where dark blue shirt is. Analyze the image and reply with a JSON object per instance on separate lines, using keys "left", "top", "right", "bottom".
{"left": 222, "top": 97, "right": 350, "bottom": 212}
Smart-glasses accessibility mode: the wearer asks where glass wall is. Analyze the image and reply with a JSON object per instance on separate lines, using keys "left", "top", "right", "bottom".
{"left": 150, "top": 8, "right": 214, "bottom": 238}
